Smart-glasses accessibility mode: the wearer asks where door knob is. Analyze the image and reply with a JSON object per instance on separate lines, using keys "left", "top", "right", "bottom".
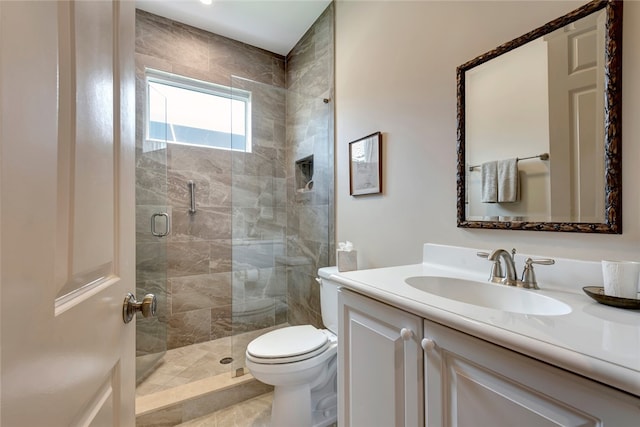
{"left": 123, "top": 293, "right": 157, "bottom": 324}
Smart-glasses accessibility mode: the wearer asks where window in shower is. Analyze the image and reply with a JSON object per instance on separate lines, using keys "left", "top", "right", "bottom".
{"left": 146, "top": 69, "right": 252, "bottom": 152}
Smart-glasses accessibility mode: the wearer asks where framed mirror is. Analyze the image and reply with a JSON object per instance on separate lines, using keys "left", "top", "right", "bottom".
{"left": 456, "top": 0, "right": 622, "bottom": 233}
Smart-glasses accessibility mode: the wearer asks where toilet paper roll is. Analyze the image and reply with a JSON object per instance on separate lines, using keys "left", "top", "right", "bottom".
{"left": 602, "top": 260, "right": 639, "bottom": 299}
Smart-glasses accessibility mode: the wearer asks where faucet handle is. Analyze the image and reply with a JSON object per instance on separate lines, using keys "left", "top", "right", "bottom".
{"left": 521, "top": 257, "right": 555, "bottom": 289}
{"left": 529, "top": 258, "right": 555, "bottom": 266}
{"left": 477, "top": 251, "right": 504, "bottom": 283}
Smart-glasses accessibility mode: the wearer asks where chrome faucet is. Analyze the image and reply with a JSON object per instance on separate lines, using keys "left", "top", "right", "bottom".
{"left": 478, "top": 248, "right": 555, "bottom": 288}
{"left": 488, "top": 248, "right": 518, "bottom": 286}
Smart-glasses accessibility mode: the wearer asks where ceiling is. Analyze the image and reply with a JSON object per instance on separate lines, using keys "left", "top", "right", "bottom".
{"left": 135, "top": 0, "right": 332, "bottom": 56}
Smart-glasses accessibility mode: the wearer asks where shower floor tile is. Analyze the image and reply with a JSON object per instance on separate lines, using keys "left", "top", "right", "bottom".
{"left": 137, "top": 326, "right": 284, "bottom": 398}
{"left": 136, "top": 338, "right": 232, "bottom": 397}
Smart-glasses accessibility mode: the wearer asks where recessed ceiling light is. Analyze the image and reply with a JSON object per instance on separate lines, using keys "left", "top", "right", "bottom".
{"left": 200, "top": 0, "right": 212, "bottom": 5}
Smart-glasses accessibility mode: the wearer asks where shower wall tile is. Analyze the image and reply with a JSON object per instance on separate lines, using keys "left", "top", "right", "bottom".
{"left": 252, "top": 118, "right": 278, "bottom": 149}
{"left": 135, "top": 52, "right": 172, "bottom": 77}
{"left": 136, "top": 10, "right": 210, "bottom": 73}
{"left": 230, "top": 174, "right": 269, "bottom": 209}
{"left": 298, "top": 205, "right": 330, "bottom": 243}
{"left": 136, "top": 149, "right": 169, "bottom": 206}
{"left": 137, "top": 241, "right": 168, "bottom": 281}
{"left": 275, "top": 297, "right": 288, "bottom": 325}
{"left": 166, "top": 241, "right": 211, "bottom": 278}
{"left": 272, "top": 57, "right": 286, "bottom": 88}
{"left": 287, "top": 6, "right": 334, "bottom": 100}
{"left": 232, "top": 244, "right": 282, "bottom": 270}
{"left": 209, "top": 239, "right": 232, "bottom": 273}
{"left": 168, "top": 144, "right": 232, "bottom": 175}
{"left": 171, "top": 208, "right": 232, "bottom": 242}
{"left": 232, "top": 148, "right": 286, "bottom": 180}
{"left": 209, "top": 36, "right": 286, "bottom": 88}
{"left": 136, "top": 317, "right": 167, "bottom": 357}
{"left": 169, "top": 272, "right": 232, "bottom": 314}
{"left": 232, "top": 48, "right": 279, "bottom": 87}
{"left": 284, "top": 3, "right": 334, "bottom": 327}
{"left": 232, "top": 303, "right": 275, "bottom": 335}
{"left": 167, "top": 308, "right": 212, "bottom": 349}
{"left": 211, "top": 305, "right": 232, "bottom": 340}
{"left": 231, "top": 207, "right": 287, "bottom": 242}
{"left": 208, "top": 34, "right": 238, "bottom": 70}
{"left": 288, "top": 299, "right": 322, "bottom": 330}
{"left": 252, "top": 84, "right": 287, "bottom": 121}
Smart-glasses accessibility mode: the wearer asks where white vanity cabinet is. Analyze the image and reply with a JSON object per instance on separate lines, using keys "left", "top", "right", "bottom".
{"left": 423, "top": 318, "right": 640, "bottom": 426}
{"left": 339, "top": 288, "right": 640, "bottom": 426}
{"left": 338, "top": 288, "right": 424, "bottom": 427}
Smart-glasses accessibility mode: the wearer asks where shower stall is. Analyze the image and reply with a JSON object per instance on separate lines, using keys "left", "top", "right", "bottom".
{"left": 132, "top": 7, "right": 334, "bottom": 410}
{"left": 135, "top": 75, "right": 333, "bottom": 388}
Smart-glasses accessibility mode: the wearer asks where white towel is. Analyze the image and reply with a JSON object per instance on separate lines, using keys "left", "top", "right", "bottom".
{"left": 498, "top": 158, "right": 519, "bottom": 203}
{"left": 481, "top": 161, "right": 497, "bottom": 203}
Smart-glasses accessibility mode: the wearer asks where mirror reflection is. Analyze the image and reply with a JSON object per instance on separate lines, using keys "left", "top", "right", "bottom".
{"left": 457, "top": 0, "right": 622, "bottom": 233}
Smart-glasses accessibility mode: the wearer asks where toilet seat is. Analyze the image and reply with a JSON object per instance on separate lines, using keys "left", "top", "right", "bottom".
{"left": 246, "top": 325, "right": 331, "bottom": 364}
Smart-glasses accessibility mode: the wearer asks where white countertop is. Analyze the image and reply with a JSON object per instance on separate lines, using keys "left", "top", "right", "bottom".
{"left": 324, "top": 244, "right": 640, "bottom": 398}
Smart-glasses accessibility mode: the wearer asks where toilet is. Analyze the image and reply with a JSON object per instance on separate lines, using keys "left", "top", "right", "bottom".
{"left": 245, "top": 266, "right": 339, "bottom": 427}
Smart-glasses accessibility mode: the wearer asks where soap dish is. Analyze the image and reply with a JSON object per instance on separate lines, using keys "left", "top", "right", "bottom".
{"left": 582, "top": 286, "right": 640, "bottom": 310}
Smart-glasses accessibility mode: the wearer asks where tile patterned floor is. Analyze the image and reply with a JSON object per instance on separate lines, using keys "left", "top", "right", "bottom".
{"left": 137, "top": 338, "right": 234, "bottom": 397}
{"left": 136, "top": 326, "right": 286, "bottom": 426}
{"left": 137, "top": 326, "right": 282, "bottom": 397}
{"left": 176, "top": 392, "right": 272, "bottom": 427}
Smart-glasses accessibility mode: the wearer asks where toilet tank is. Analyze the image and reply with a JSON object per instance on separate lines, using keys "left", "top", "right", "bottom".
{"left": 317, "top": 266, "right": 340, "bottom": 334}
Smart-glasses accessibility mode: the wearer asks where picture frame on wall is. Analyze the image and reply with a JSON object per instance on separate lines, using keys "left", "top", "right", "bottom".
{"left": 349, "top": 132, "right": 382, "bottom": 196}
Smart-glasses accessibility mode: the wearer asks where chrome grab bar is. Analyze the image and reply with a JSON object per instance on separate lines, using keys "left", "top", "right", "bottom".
{"left": 188, "top": 180, "right": 196, "bottom": 214}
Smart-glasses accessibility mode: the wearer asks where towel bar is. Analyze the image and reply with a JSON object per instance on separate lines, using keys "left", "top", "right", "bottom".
{"left": 469, "top": 152, "right": 549, "bottom": 172}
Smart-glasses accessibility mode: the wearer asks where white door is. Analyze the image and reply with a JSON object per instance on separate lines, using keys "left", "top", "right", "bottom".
{"left": 546, "top": 11, "right": 605, "bottom": 222}
{"left": 1, "top": 1, "right": 136, "bottom": 425}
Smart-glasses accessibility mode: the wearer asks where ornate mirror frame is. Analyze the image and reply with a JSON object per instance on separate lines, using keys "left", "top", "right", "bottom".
{"left": 456, "top": 0, "right": 623, "bottom": 233}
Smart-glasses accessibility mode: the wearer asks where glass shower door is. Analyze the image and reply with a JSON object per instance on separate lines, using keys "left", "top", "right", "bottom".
{"left": 229, "top": 76, "right": 333, "bottom": 376}
{"left": 135, "top": 81, "right": 170, "bottom": 382}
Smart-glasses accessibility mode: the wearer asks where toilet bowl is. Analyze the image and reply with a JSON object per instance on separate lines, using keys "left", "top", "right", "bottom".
{"left": 245, "top": 267, "right": 339, "bottom": 427}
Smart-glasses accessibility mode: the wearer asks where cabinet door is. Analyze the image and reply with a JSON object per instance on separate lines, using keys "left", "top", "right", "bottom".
{"left": 339, "top": 289, "right": 423, "bottom": 427}
{"left": 424, "top": 319, "right": 640, "bottom": 427}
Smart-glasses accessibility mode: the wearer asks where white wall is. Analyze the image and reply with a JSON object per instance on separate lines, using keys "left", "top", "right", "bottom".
{"left": 335, "top": 0, "right": 640, "bottom": 269}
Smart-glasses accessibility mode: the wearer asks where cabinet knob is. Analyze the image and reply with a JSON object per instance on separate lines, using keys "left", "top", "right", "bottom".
{"left": 400, "top": 328, "right": 413, "bottom": 341}
{"left": 421, "top": 338, "right": 436, "bottom": 352}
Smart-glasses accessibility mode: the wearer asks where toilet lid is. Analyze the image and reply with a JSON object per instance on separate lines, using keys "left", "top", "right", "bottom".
{"left": 247, "top": 325, "right": 329, "bottom": 363}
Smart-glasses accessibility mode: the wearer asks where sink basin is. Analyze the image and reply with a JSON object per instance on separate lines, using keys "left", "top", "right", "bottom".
{"left": 405, "top": 276, "right": 571, "bottom": 316}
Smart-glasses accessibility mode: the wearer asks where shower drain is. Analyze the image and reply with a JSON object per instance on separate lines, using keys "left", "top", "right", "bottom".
{"left": 219, "top": 357, "right": 233, "bottom": 365}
